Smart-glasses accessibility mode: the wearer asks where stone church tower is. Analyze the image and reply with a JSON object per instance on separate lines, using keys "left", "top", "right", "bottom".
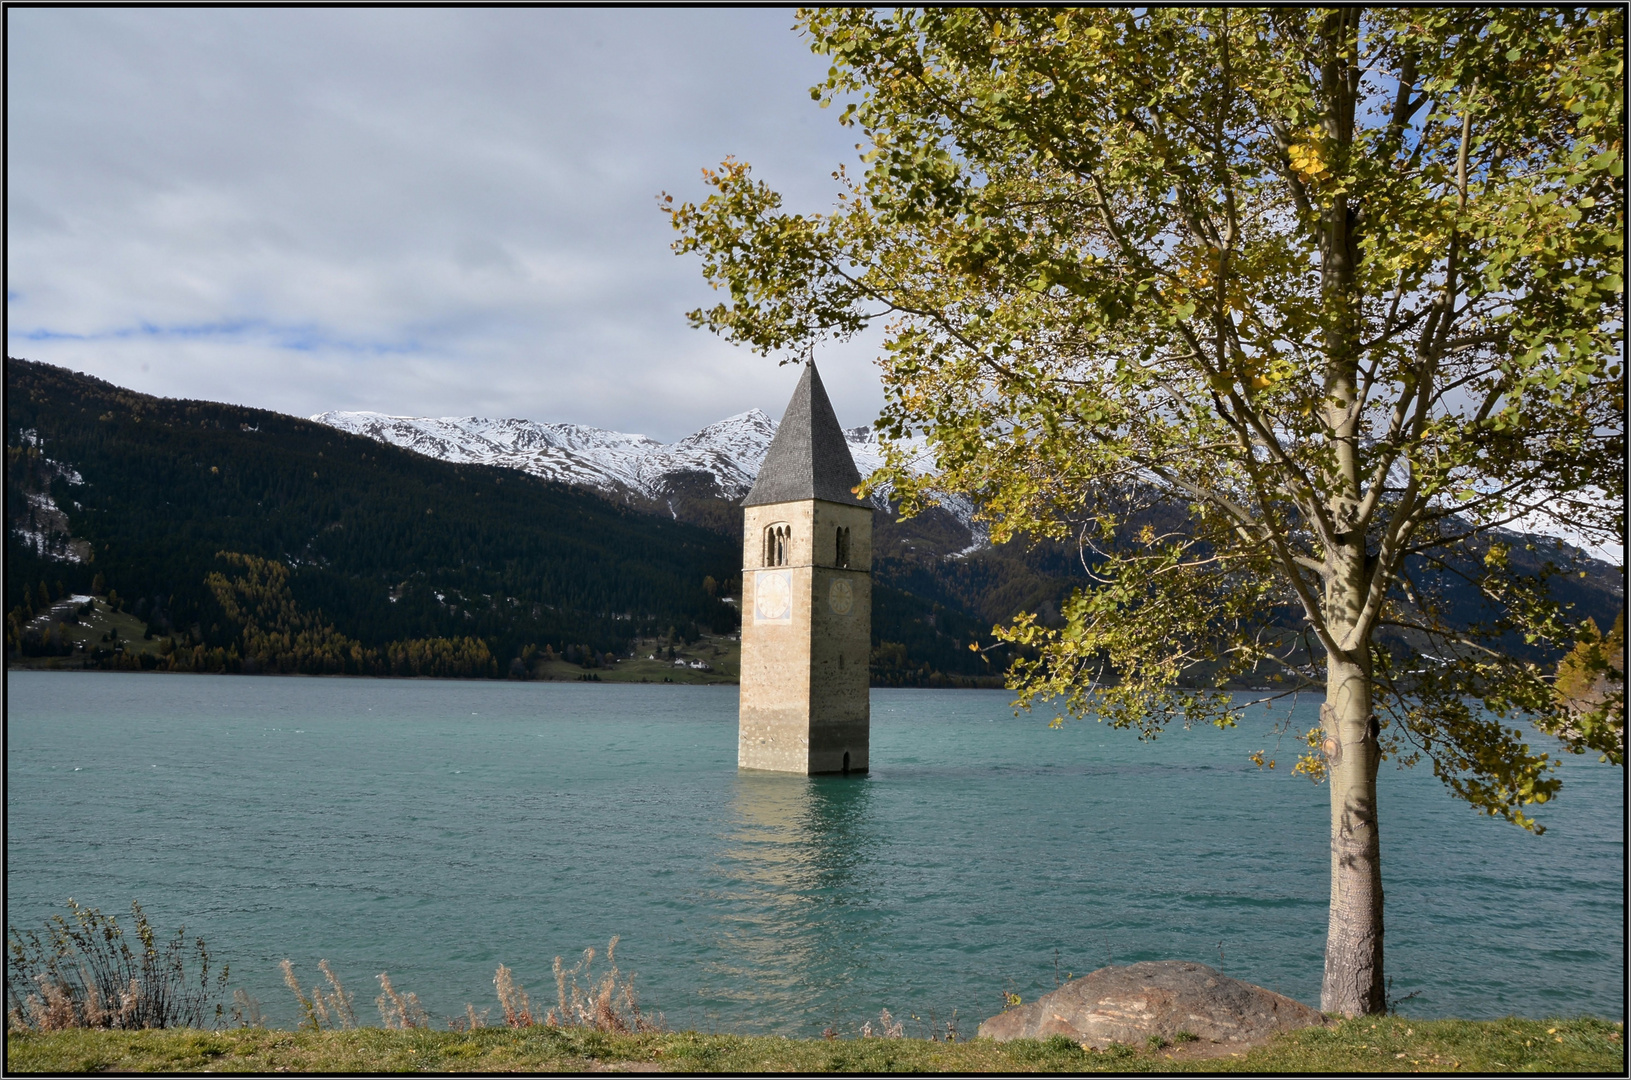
{"left": 738, "top": 363, "right": 872, "bottom": 774}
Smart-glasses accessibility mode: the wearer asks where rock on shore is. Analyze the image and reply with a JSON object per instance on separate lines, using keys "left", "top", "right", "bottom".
{"left": 977, "top": 960, "right": 1325, "bottom": 1048}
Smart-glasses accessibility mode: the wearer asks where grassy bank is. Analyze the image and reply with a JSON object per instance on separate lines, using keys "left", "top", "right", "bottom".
{"left": 9, "top": 595, "right": 173, "bottom": 670}
{"left": 6, "top": 1017, "right": 1623, "bottom": 1073}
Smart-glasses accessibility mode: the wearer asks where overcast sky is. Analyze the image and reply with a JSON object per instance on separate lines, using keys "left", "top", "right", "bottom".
{"left": 8, "top": 8, "right": 883, "bottom": 441}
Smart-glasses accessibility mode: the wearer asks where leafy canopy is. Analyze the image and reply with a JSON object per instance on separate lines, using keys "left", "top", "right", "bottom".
{"left": 668, "top": 8, "right": 1625, "bottom": 827}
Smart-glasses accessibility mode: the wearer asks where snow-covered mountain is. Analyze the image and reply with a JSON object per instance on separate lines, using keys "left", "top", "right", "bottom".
{"left": 310, "top": 408, "right": 912, "bottom": 509}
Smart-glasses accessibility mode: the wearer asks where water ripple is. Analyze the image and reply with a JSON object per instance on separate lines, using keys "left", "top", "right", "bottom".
{"left": 6, "top": 675, "right": 1622, "bottom": 1033}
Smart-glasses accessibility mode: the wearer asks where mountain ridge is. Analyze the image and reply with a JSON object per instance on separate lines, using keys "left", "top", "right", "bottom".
{"left": 309, "top": 406, "right": 982, "bottom": 529}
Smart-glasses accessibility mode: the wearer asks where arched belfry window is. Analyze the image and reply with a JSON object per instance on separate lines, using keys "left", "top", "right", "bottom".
{"left": 835, "top": 526, "right": 851, "bottom": 568}
{"left": 763, "top": 523, "right": 791, "bottom": 567}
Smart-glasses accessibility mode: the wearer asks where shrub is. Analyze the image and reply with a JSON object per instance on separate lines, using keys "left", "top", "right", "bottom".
{"left": 5, "top": 900, "right": 227, "bottom": 1030}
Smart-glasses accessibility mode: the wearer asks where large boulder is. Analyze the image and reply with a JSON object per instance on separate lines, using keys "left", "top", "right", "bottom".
{"left": 977, "top": 960, "right": 1325, "bottom": 1049}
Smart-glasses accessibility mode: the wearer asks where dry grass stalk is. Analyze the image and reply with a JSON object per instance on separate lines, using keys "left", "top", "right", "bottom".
{"left": 75, "top": 978, "right": 105, "bottom": 1029}
{"left": 550, "top": 954, "right": 572, "bottom": 1028}
{"left": 311, "top": 987, "right": 331, "bottom": 1029}
{"left": 494, "top": 964, "right": 536, "bottom": 1027}
{"left": 91, "top": 977, "right": 137, "bottom": 1030}
{"left": 317, "top": 960, "right": 357, "bottom": 1029}
{"left": 279, "top": 959, "right": 357, "bottom": 1031}
{"left": 542, "top": 936, "right": 661, "bottom": 1033}
{"left": 18, "top": 971, "right": 137, "bottom": 1033}
{"left": 229, "top": 989, "right": 266, "bottom": 1028}
{"left": 279, "top": 960, "right": 319, "bottom": 1031}
{"left": 16, "top": 969, "right": 137, "bottom": 1033}
{"left": 27, "top": 978, "right": 77, "bottom": 1032}
{"left": 859, "top": 1009, "right": 905, "bottom": 1039}
{"left": 375, "top": 972, "right": 428, "bottom": 1030}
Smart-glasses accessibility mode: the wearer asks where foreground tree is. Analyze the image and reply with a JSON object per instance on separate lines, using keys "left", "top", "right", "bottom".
{"left": 668, "top": 8, "right": 1624, "bottom": 1015}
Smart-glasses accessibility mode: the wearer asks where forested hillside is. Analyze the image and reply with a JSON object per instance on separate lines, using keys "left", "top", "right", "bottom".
{"left": 6, "top": 359, "right": 998, "bottom": 683}
{"left": 6, "top": 359, "right": 743, "bottom": 673}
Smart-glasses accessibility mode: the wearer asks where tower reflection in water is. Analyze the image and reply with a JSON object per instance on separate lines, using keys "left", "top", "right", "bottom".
{"left": 705, "top": 771, "right": 883, "bottom": 1031}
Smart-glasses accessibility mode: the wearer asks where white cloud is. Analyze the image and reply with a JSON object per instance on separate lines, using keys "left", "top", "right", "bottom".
{"left": 7, "top": 8, "right": 881, "bottom": 439}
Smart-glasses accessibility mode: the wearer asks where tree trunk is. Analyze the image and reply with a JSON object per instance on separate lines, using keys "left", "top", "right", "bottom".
{"left": 1320, "top": 655, "right": 1385, "bottom": 1015}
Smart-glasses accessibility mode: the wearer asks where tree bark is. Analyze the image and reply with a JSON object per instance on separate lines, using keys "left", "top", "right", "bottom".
{"left": 1320, "top": 655, "right": 1385, "bottom": 1015}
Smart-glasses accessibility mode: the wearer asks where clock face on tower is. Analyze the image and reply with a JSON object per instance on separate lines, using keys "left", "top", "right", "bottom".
{"left": 754, "top": 569, "right": 793, "bottom": 624}
{"left": 828, "top": 577, "right": 854, "bottom": 615}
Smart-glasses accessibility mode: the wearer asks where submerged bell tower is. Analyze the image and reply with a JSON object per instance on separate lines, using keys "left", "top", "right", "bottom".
{"left": 738, "top": 363, "right": 873, "bottom": 775}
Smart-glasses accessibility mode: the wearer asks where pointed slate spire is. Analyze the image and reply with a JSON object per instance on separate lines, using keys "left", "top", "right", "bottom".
{"left": 742, "top": 363, "right": 866, "bottom": 508}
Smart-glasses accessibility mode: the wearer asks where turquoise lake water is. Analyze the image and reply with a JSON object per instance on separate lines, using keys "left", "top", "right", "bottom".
{"left": 6, "top": 672, "right": 1623, "bottom": 1033}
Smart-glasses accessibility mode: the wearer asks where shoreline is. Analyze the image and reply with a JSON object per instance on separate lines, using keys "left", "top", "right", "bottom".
{"left": 3, "top": 664, "right": 1011, "bottom": 689}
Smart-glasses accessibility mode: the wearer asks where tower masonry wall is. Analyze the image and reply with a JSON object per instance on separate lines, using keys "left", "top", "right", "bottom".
{"left": 739, "top": 499, "right": 872, "bottom": 774}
